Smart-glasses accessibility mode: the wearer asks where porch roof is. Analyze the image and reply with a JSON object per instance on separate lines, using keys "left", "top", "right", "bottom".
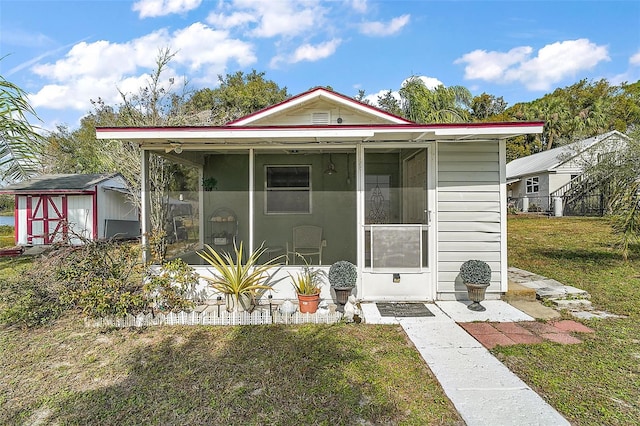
{"left": 96, "top": 122, "right": 544, "bottom": 150}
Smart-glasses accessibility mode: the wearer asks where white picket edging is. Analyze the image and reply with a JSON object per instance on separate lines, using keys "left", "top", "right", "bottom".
{"left": 85, "top": 309, "right": 345, "bottom": 328}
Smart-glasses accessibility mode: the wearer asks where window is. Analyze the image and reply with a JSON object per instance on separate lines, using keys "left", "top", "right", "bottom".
{"left": 525, "top": 176, "right": 539, "bottom": 194}
{"left": 265, "top": 165, "right": 311, "bottom": 214}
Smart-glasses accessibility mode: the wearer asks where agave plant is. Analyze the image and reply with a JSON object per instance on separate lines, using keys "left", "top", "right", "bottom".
{"left": 289, "top": 254, "right": 326, "bottom": 295}
{"left": 197, "top": 241, "right": 284, "bottom": 312}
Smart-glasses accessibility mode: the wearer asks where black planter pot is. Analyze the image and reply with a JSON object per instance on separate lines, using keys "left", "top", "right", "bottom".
{"left": 464, "top": 282, "right": 490, "bottom": 311}
{"left": 333, "top": 287, "right": 354, "bottom": 312}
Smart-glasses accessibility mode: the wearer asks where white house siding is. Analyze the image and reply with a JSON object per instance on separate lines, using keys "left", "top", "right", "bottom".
{"left": 96, "top": 177, "right": 138, "bottom": 238}
{"left": 436, "top": 141, "right": 503, "bottom": 299}
{"left": 247, "top": 99, "right": 393, "bottom": 126}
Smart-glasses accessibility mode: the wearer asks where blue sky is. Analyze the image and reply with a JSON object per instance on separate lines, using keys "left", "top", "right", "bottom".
{"left": 1, "top": 0, "right": 639, "bottom": 131}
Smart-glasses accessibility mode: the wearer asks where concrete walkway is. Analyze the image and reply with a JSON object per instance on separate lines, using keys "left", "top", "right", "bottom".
{"left": 361, "top": 300, "right": 570, "bottom": 426}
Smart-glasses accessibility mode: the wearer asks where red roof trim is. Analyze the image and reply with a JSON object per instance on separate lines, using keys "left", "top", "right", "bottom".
{"left": 96, "top": 121, "right": 545, "bottom": 133}
{"left": 225, "top": 87, "right": 414, "bottom": 125}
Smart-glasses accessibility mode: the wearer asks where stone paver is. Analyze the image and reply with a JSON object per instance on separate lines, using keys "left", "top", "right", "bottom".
{"left": 541, "top": 333, "right": 583, "bottom": 344}
{"left": 553, "top": 319, "right": 594, "bottom": 333}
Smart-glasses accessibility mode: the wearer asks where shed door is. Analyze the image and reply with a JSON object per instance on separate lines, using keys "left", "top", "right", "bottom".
{"left": 27, "top": 195, "right": 67, "bottom": 244}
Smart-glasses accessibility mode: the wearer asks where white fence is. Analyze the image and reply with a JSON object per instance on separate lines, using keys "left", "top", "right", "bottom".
{"left": 86, "top": 309, "right": 345, "bottom": 328}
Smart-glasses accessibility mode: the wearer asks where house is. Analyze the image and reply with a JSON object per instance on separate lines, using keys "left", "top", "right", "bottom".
{"left": 506, "top": 130, "right": 629, "bottom": 216}
{"left": 96, "top": 87, "right": 543, "bottom": 302}
{"left": 0, "top": 173, "right": 139, "bottom": 245}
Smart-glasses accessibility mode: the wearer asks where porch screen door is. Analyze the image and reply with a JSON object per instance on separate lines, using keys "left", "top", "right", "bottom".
{"left": 364, "top": 148, "right": 429, "bottom": 271}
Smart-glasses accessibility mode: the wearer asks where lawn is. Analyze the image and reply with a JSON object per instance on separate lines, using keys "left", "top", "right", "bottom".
{"left": 501, "top": 215, "right": 640, "bottom": 425}
{"left": 0, "top": 225, "right": 14, "bottom": 248}
{"left": 0, "top": 257, "right": 462, "bottom": 425}
{"left": 1, "top": 216, "right": 639, "bottom": 425}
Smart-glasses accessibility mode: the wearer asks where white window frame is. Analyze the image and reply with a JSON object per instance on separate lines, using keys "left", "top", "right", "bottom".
{"left": 525, "top": 176, "right": 539, "bottom": 194}
{"left": 264, "top": 165, "right": 312, "bottom": 214}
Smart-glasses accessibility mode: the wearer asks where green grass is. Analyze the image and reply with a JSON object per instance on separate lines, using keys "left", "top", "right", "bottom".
{"left": 499, "top": 216, "right": 640, "bottom": 425}
{"left": 2, "top": 216, "right": 639, "bottom": 424}
{"left": 0, "top": 225, "right": 14, "bottom": 248}
{"left": 0, "top": 301, "right": 462, "bottom": 425}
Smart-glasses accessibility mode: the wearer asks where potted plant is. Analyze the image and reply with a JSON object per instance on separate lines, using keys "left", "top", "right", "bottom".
{"left": 197, "top": 241, "right": 284, "bottom": 313}
{"left": 459, "top": 259, "right": 492, "bottom": 312}
{"left": 328, "top": 260, "right": 357, "bottom": 312}
{"left": 290, "top": 255, "right": 326, "bottom": 314}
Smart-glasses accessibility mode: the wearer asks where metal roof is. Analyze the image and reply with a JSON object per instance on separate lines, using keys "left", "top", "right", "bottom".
{"left": 0, "top": 173, "right": 121, "bottom": 193}
{"left": 506, "top": 131, "right": 626, "bottom": 179}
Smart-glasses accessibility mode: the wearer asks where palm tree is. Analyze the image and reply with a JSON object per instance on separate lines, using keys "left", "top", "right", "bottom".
{"left": 399, "top": 76, "right": 472, "bottom": 123}
{"left": 0, "top": 74, "right": 45, "bottom": 182}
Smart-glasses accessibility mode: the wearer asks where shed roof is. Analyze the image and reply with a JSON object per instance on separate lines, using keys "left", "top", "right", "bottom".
{"left": 506, "top": 130, "right": 626, "bottom": 179}
{"left": 0, "top": 173, "right": 121, "bottom": 193}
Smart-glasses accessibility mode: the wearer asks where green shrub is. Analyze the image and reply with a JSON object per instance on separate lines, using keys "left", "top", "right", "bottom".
{"left": 459, "top": 259, "right": 492, "bottom": 284}
{"left": 143, "top": 258, "right": 199, "bottom": 313}
{"left": 328, "top": 261, "right": 357, "bottom": 288}
{"left": 0, "top": 263, "right": 66, "bottom": 328}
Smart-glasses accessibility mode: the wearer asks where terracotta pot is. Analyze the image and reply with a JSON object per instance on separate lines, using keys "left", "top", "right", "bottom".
{"left": 297, "top": 293, "right": 320, "bottom": 313}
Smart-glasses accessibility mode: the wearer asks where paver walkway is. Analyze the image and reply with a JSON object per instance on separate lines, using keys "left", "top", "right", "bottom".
{"left": 361, "top": 301, "right": 571, "bottom": 426}
{"left": 459, "top": 319, "right": 594, "bottom": 349}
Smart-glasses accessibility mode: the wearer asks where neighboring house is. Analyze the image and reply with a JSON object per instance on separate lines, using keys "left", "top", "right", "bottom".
{"left": 506, "top": 130, "right": 629, "bottom": 215}
{"left": 97, "top": 87, "right": 542, "bottom": 302}
{"left": 0, "top": 173, "right": 139, "bottom": 245}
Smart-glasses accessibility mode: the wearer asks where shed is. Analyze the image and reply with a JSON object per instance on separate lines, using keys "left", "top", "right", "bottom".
{"left": 0, "top": 173, "right": 139, "bottom": 245}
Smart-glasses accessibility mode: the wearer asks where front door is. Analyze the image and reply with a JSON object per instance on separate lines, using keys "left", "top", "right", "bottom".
{"left": 360, "top": 146, "right": 435, "bottom": 301}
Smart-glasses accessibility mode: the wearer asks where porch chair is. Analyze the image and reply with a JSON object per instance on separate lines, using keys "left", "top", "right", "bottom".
{"left": 286, "top": 225, "right": 324, "bottom": 265}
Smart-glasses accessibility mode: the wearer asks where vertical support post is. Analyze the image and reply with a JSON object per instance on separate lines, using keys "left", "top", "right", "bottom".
{"left": 141, "top": 149, "right": 151, "bottom": 263}
{"left": 249, "top": 148, "right": 254, "bottom": 253}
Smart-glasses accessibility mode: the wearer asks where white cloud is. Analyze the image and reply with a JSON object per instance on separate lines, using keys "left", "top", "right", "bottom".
{"left": 290, "top": 39, "right": 342, "bottom": 63}
{"left": 401, "top": 75, "right": 443, "bottom": 90}
{"left": 630, "top": 50, "right": 640, "bottom": 66}
{"left": 359, "top": 14, "right": 410, "bottom": 37}
{"left": 351, "top": 0, "right": 368, "bottom": 13}
{"left": 208, "top": 0, "right": 326, "bottom": 38}
{"left": 206, "top": 11, "right": 256, "bottom": 29}
{"left": 27, "top": 24, "right": 255, "bottom": 113}
{"left": 455, "top": 39, "right": 610, "bottom": 91}
{"left": 133, "top": 0, "right": 202, "bottom": 18}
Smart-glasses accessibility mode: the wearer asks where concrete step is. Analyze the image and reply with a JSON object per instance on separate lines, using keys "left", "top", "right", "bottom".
{"left": 550, "top": 299, "right": 593, "bottom": 310}
{"left": 503, "top": 280, "right": 537, "bottom": 301}
{"left": 537, "top": 285, "right": 590, "bottom": 301}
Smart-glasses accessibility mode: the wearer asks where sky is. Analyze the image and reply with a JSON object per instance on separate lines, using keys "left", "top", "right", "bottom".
{"left": 1, "top": 0, "right": 640, "bottom": 131}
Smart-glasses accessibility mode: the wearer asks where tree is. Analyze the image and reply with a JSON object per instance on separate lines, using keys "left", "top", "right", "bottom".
{"left": 186, "top": 70, "right": 289, "bottom": 125}
{"left": 0, "top": 73, "right": 45, "bottom": 182}
{"left": 398, "top": 76, "right": 472, "bottom": 123}
{"left": 471, "top": 93, "right": 508, "bottom": 121}
{"left": 376, "top": 90, "right": 402, "bottom": 116}
{"left": 576, "top": 131, "right": 640, "bottom": 259}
